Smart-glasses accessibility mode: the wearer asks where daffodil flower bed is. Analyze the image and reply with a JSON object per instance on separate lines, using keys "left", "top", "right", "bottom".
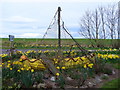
{"left": 1, "top": 49, "right": 120, "bottom": 88}
{"left": 1, "top": 53, "right": 119, "bottom": 71}
{"left": 1, "top": 49, "right": 119, "bottom": 62}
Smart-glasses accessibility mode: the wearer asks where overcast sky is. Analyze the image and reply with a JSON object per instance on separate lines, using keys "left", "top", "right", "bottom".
{"left": 0, "top": 0, "right": 119, "bottom": 38}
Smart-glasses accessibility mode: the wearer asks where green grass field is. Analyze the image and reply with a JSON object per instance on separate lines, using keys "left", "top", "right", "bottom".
{"left": 1, "top": 38, "right": 119, "bottom": 49}
{"left": 101, "top": 78, "right": 120, "bottom": 88}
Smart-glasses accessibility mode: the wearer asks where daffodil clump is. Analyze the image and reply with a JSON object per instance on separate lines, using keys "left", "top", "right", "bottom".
{"left": 83, "top": 63, "right": 94, "bottom": 68}
{"left": 15, "top": 51, "right": 23, "bottom": 54}
{"left": 97, "top": 48, "right": 119, "bottom": 51}
{"left": 13, "top": 58, "right": 46, "bottom": 71}
{"left": 1, "top": 60, "right": 36, "bottom": 73}
{"left": 97, "top": 53, "right": 120, "bottom": 59}
{"left": 0, "top": 54, "right": 10, "bottom": 62}
{"left": 26, "top": 50, "right": 36, "bottom": 54}
{"left": 62, "top": 56, "right": 92, "bottom": 69}
{"left": 56, "top": 66, "right": 66, "bottom": 70}
{"left": 0, "top": 54, "right": 8, "bottom": 58}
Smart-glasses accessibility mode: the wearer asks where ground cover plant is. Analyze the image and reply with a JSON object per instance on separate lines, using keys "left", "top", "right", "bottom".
{"left": 1, "top": 48, "right": 120, "bottom": 89}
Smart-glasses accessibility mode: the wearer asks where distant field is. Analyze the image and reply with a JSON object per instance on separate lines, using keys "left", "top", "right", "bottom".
{"left": 0, "top": 38, "right": 119, "bottom": 49}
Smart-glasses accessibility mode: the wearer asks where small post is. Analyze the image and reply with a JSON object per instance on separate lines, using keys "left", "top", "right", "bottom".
{"left": 9, "top": 35, "right": 14, "bottom": 56}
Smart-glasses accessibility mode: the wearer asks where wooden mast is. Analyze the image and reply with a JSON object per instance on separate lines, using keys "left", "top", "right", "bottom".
{"left": 58, "top": 7, "right": 61, "bottom": 49}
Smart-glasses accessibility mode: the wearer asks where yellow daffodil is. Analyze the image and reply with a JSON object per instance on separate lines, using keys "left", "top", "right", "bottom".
{"left": 19, "top": 59, "right": 23, "bottom": 61}
{"left": 7, "top": 60, "right": 11, "bottom": 63}
{"left": 23, "top": 65, "right": 27, "bottom": 67}
{"left": 56, "top": 66, "right": 60, "bottom": 69}
{"left": 17, "top": 70, "right": 21, "bottom": 72}
{"left": 28, "top": 67, "right": 31, "bottom": 69}
{"left": 35, "top": 66, "right": 37, "bottom": 68}
{"left": 56, "top": 73, "right": 60, "bottom": 76}
{"left": 61, "top": 67, "right": 65, "bottom": 69}
{"left": 0, "top": 65, "right": 2, "bottom": 67}
{"left": 31, "top": 69, "right": 34, "bottom": 72}
{"left": 88, "top": 63, "right": 93, "bottom": 68}
{"left": 21, "top": 68, "right": 24, "bottom": 71}
{"left": 10, "top": 68, "right": 13, "bottom": 70}
{"left": 7, "top": 65, "right": 10, "bottom": 68}
{"left": 113, "top": 49, "right": 117, "bottom": 51}
{"left": 26, "top": 68, "right": 29, "bottom": 71}
{"left": 83, "top": 64, "right": 87, "bottom": 68}
{"left": 55, "top": 61, "right": 58, "bottom": 64}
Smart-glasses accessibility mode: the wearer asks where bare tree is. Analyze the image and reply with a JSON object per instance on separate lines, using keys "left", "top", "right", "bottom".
{"left": 99, "top": 6, "right": 106, "bottom": 39}
{"left": 79, "top": 10, "right": 101, "bottom": 40}
{"left": 118, "top": 1, "right": 120, "bottom": 39}
{"left": 79, "top": 11, "right": 92, "bottom": 39}
{"left": 91, "top": 9, "right": 101, "bottom": 40}
{"left": 105, "top": 4, "right": 118, "bottom": 39}
{"left": 79, "top": 9, "right": 101, "bottom": 47}
{"left": 79, "top": 3, "right": 119, "bottom": 48}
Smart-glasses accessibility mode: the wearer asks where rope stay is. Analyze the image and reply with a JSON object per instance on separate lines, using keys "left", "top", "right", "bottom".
{"left": 40, "top": 7, "right": 92, "bottom": 58}
{"left": 40, "top": 10, "right": 58, "bottom": 43}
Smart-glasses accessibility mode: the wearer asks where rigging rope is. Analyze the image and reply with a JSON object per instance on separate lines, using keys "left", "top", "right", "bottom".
{"left": 61, "top": 20, "right": 92, "bottom": 55}
{"left": 40, "top": 10, "right": 58, "bottom": 44}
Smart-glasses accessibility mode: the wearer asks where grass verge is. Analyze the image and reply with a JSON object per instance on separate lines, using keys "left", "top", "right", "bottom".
{"left": 101, "top": 78, "right": 120, "bottom": 88}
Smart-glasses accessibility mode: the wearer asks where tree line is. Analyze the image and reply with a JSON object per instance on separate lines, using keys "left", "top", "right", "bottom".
{"left": 79, "top": 3, "right": 120, "bottom": 48}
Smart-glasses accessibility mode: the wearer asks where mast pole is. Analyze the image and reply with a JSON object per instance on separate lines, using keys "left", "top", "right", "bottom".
{"left": 58, "top": 7, "right": 61, "bottom": 49}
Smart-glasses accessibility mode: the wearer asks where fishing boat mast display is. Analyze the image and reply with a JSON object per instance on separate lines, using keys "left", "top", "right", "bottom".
{"left": 41, "top": 7, "right": 91, "bottom": 56}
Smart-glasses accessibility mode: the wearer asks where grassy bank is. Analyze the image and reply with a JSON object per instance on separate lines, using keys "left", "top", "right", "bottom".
{"left": 101, "top": 78, "right": 120, "bottom": 88}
